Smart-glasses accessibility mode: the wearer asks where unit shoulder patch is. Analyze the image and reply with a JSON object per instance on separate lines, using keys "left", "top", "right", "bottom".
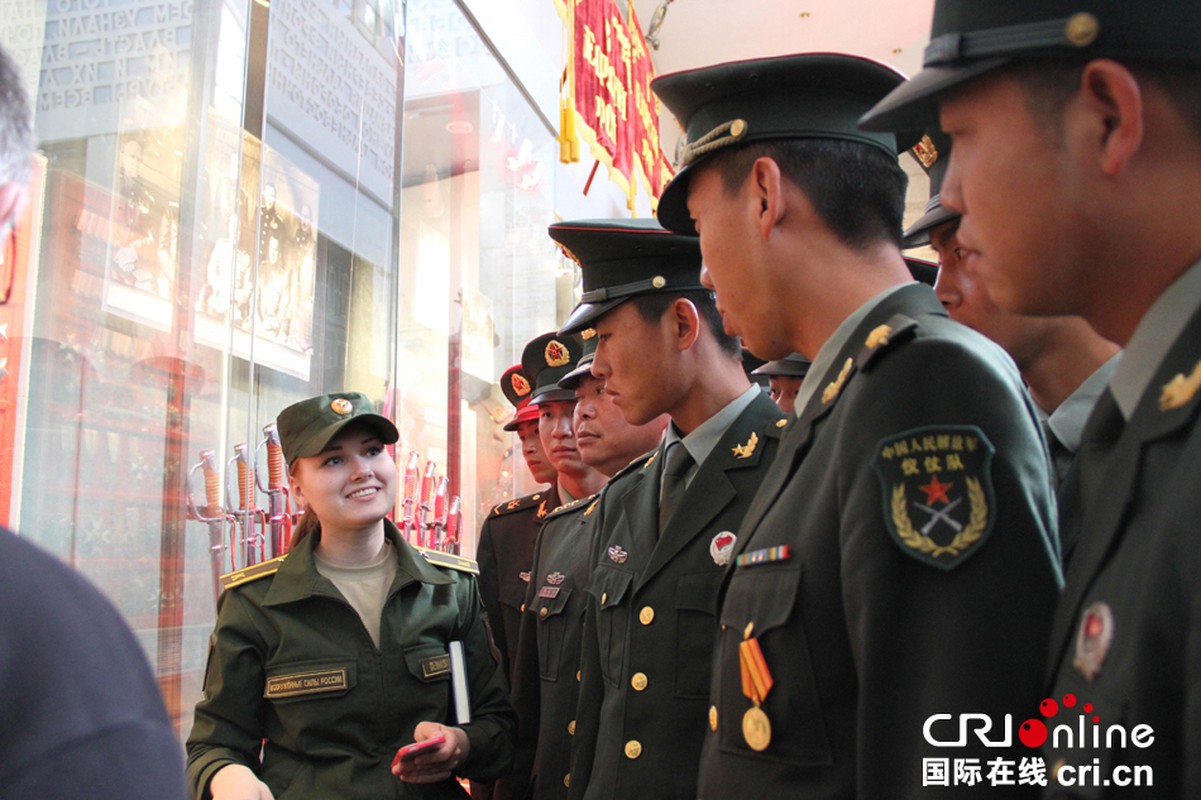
{"left": 872, "top": 425, "right": 996, "bottom": 570}
{"left": 417, "top": 547, "right": 480, "bottom": 575}
{"left": 221, "top": 554, "right": 287, "bottom": 590}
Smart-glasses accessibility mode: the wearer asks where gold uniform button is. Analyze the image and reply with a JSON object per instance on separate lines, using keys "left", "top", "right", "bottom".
{"left": 576, "top": 670, "right": 581, "bottom": 682}
{"left": 709, "top": 705, "right": 718, "bottom": 731}
{"left": 563, "top": 774, "right": 571, "bottom": 788}
{"left": 539, "top": 606, "right": 549, "bottom": 618}
{"left": 631, "top": 672, "right": 648, "bottom": 691}
{"left": 601, "top": 592, "right": 608, "bottom": 604}
{"left": 568, "top": 720, "right": 576, "bottom": 735}
{"left": 624, "top": 740, "right": 642, "bottom": 759}
{"left": 639, "top": 606, "right": 654, "bottom": 625}
{"left": 519, "top": 603, "right": 525, "bottom": 613}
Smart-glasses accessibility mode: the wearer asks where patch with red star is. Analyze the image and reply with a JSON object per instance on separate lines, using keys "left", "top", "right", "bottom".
{"left": 872, "top": 425, "right": 996, "bottom": 570}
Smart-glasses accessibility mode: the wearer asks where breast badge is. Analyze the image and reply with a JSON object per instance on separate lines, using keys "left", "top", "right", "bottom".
{"left": 1073, "top": 601, "right": 1114, "bottom": 682}
{"left": 710, "top": 531, "right": 737, "bottom": 566}
{"left": 873, "top": 426, "right": 996, "bottom": 569}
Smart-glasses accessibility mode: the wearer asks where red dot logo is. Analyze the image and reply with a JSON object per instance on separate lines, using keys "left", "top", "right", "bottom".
{"left": 1039, "top": 698, "right": 1059, "bottom": 718}
{"left": 1063, "top": 694, "right": 1077, "bottom": 708}
{"left": 1019, "top": 719, "right": 1048, "bottom": 748}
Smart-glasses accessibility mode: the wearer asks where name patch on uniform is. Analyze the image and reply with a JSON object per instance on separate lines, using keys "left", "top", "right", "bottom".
{"left": 538, "top": 586, "right": 561, "bottom": 599}
{"left": 420, "top": 653, "right": 452, "bottom": 679}
{"left": 873, "top": 425, "right": 996, "bottom": 570}
{"left": 264, "top": 668, "right": 348, "bottom": 699}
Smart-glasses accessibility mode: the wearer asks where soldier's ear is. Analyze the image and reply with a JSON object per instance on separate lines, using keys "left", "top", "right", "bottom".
{"left": 750, "top": 156, "right": 785, "bottom": 238}
{"left": 669, "top": 297, "right": 701, "bottom": 352}
{"left": 1079, "top": 59, "right": 1145, "bottom": 178}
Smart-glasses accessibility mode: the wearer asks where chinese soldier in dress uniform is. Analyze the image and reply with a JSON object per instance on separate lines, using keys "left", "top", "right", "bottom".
{"left": 652, "top": 53, "right": 1062, "bottom": 798}
{"left": 863, "top": 1, "right": 1201, "bottom": 795}
{"left": 551, "top": 219, "right": 785, "bottom": 800}
{"left": 476, "top": 364, "right": 558, "bottom": 681}
{"left": 498, "top": 331, "right": 667, "bottom": 800}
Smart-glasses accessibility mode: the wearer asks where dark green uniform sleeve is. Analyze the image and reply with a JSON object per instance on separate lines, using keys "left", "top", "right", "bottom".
{"left": 457, "top": 570, "right": 519, "bottom": 780}
{"left": 186, "top": 590, "right": 269, "bottom": 799}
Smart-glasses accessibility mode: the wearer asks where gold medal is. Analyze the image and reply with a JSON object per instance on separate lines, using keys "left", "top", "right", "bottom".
{"left": 742, "top": 705, "right": 771, "bottom": 751}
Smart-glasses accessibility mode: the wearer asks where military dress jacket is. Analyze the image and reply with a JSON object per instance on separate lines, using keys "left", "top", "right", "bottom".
{"left": 477, "top": 488, "right": 558, "bottom": 680}
{"left": 186, "top": 520, "right": 516, "bottom": 800}
{"left": 1044, "top": 295, "right": 1201, "bottom": 798}
{"left": 569, "top": 392, "right": 784, "bottom": 800}
{"left": 697, "top": 284, "right": 1062, "bottom": 799}
{"left": 496, "top": 493, "right": 603, "bottom": 800}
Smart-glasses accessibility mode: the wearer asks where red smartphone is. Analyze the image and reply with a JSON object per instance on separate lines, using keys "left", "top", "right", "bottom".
{"left": 391, "top": 733, "right": 447, "bottom": 768}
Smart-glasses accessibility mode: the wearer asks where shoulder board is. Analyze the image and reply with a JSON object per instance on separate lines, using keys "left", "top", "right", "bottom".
{"left": 417, "top": 547, "right": 479, "bottom": 575}
{"left": 856, "top": 314, "right": 920, "bottom": 372}
{"left": 220, "top": 554, "right": 287, "bottom": 591}
{"left": 488, "top": 492, "right": 545, "bottom": 518}
{"left": 544, "top": 493, "right": 597, "bottom": 521}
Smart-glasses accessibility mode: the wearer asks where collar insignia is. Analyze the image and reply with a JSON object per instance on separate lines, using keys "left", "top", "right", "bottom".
{"left": 732, "top": 431, "right": 759, "bottom": 459}
{"left": 1159, "top": 358, "right": 1201, "bottom": 411}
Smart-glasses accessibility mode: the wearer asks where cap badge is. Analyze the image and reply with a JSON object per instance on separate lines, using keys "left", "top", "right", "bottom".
{"left": 1065, "top": 12, "right": 1100, "bottom": 47}
{"left": 1073, "top": 601, "right": 1114, "bottom": 681}
{"left": 511, "top": 372, "right": 531, "bottom": 397}
{"left": 545, "top": 339, "right": 571, "bottom": 368}
{"left": 710, "top": 531, "right": 737, "bottom": 566}
{"left": 821, "top": 357, "right": 854, "bottom": 405}
{"left": 732, "top": 431, "right": 759, "bottom": 459}
{"left": 607, "top": 545, "right": 629, "bottom": 564}
{"left": 651, "top": 276, "right": 667, "bottom": 289}
{"left": 912, "top": 135, "right": 939, "bottom": 169}
{"left": 330, "top": 398, "right": 354, "bottom": 415}
{"left": 1159, "top": 358, "right": 1201, "bottom": 411}
{"left": 581, "top": 328, "right": 597, "bottom": 340}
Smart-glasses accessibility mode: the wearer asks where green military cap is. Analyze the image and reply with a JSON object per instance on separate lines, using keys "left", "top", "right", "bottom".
{"left": 550, "top": 218, "right": 704, "bottom": 335}
{"left": 902, "top": 131, "right": 959, "bottom": 249}
{"left": 558, "top": 331, "right": 598, "bottom": 391}
{"left": 752, "top": 353, "right": 812, "bottom": 379}
{"left": 861, "top": 0, "right": 1201, "bottom": 132}
{"left": 500, "top": 364, "right": 539, "bottom": 432}
{"left": 651, "top": 53, "right": 919, "bottom": 235}
{"left": 276, "top": 392, "right": 399, "bottom": 465}
{"left": 521, "top": 331, "right": 584, "bottom": 405}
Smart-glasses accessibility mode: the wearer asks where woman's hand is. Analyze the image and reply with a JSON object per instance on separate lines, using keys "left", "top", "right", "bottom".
{"left": 209, "top": 763, "right": 275, "bottom": 800}
{"left": 392, "top": 721, "right": 471, "bottom": 784}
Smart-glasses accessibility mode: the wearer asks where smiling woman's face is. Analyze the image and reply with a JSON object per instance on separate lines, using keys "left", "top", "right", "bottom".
{"left": 289, "top": 421, "right": 397, "bottom": 535}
